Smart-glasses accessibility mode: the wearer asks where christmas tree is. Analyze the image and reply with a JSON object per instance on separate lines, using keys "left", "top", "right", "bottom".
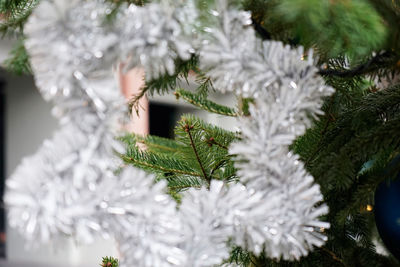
{"left": 1, "top": 0, "right": 400, "bottom": 266}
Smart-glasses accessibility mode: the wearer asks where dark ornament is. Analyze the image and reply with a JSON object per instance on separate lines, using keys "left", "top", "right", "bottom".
{"left": 374, "top": 170, "right": 400, "bottom": 260}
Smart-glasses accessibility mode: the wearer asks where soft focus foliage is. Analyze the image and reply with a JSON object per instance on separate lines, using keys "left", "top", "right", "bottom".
{"left": 101, "top": 256, "right": 119, "bottom": 267}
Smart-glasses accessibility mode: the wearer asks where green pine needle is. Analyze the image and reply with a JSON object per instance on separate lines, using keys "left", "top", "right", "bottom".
{"left": 121, "top": 114, "right": 238, "bottom": 193}
{"left": 100, "top": 256, "right": 119, "bottom": 267}
{"left": 129, "top": 57, "right": 199, "bottom": 114}
{"left": 175, "top": 88, "right": 238, "bottom": 117}
{"left": 0, "top": 0, "right": 37, "bottom": 35}
{"left": 3, "top": 39, "right": 31, "bottom": 75}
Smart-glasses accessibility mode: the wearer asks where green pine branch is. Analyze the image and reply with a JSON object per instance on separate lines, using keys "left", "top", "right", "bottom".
{"left": 175, "top": 88, "right": 238, "bottom": 117}
{"left": 182, "top": 120, "right": 211, "bottom": 184}
{"left": 129, "top": 56, "right": 198, "bottom": 113}
{"left": 174, "top": 115, "right": 238, "bottom": 185}
{"left": 289, "top": 84, "right": 400, "bottom": 266}
{"left": 193, "top": 74, "right": 213, "bottom": 98}
{"left": 369, "top": 0, "right": 400, "bottom": 52}
{"left": 3, "top": 38, "right": 31, "bottom": 74}
{"left": 121, "top": 114, "right": 237, "bottom": 194}
{"left": 120, "top": 133, "right": 186, "bottom": 156}
{"left": 121, "top": 147, "right": 203, "bottom": 178}
{"left": 0, "top": 0, "right": 37, "bottom": 35}
{"left": 100, "top": 256, "right": 119, "bottom": 267}
{"left": 319, "top": 51, "right": 400, "bottom": 79}
{"left": 165, "top": 174, "right": 203, "bottom": 191}
{"left": 244, "top": 0, "right": 387, "bottom": 61}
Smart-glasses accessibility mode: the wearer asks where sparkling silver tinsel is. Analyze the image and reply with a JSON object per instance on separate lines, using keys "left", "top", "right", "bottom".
{"left": 178, "top": 180, "right": 251, "bottom": 266}
{"left": 199, "top": 5, "right": 261, "bottom": 97}
{"left": 228, "top": 41, "right": 333, "bottom": 260}
{"left": 6, "top": 0, "right": 334, "bottom": 265}
{"left": 229, "top": 60, "right": 333, "bottom": 187}
{"left": 199, "top": 1, "right": 332, "bottom": 99}
{"left": 98, "top": 167, "right": 186, "bottom": 267}
{"left": 232, "top": 159, "right": 331, "bottom": 260}
{"left": 5, "top": 123, "right": 106, "bottom": 244}
{"left": 117, "top": 2, "right": 194, "bottom": 80}
{"left": 24, "top": 0, "right": 119, "bottom": 101}
{"left": 6, "top": 0, "right": 127, "bottom": 246}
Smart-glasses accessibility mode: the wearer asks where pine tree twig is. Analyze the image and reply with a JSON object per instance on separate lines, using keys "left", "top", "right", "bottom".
{"left": 320, "top": 247, "right": 347, "bottom": 266}
{"left": 206, "top": 137, "right": 228, "bottom": 150}
{"left": 318, "top": 51, "right": 397, "bottom": 78}
{"left": 3, "top": 39, "right": 31, "bottom": 75}
{"left": 183, "top": 122, "right": 210, "bottom": 186}
{"left": 210, "top": 158, "right": 229, "bottom": 177}
{"left": 168, "top": 184, "right": 202, "bottom": 190}
{"left": 136, "top": 139, "right": 179, "bottom": 153}
{"left": 305, "top": 95, "right": 336, "bottom": 167}
{"left": 128, "top": 57, "right": 199, "bottom": 114}
{"left": 175, "top": 89, "right": 238, "bottom": 117}
{"left": 100, "top": 256, "right": 119, "bottom": 267}
{"left": 252, "top": 18, "right": 271, "bottom": 40}
{"left": 121, "top": 154, "right": 202, "bottom": 177}
{"left": 0, "top": 0, "right": 37, "bottom": 34}
{"left": 128, "top": 89, "right": 148, "bottom": 115}
{"left": 248, "top": 254, "right": 260, "bottom": 267}
{"left": 198, "top": 124, "right": 237, "bottom": 148}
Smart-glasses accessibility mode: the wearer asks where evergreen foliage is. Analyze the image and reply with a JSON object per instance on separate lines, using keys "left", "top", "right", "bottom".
{"left": 120, "top": 114, "right": 238, "bottom": 196}
{"left": 129, "top": 56, "right": 199, "bottom": 113}
{"left": 100, "top": 256, "right": 119, "bottom": 267}
{"left": 3, "top": 39, "right": 30, "bottom": 74}
{"left": 3, "top": 0, "right": 400, "bottom": 266}
{"left": 174, "top": 88, "right": 238, "bottom": 117}
{"left": 244, "top": 0, "right": 387, "bottom": 61}
{"left": 0, "top": 0, "right": 37, "bottom": 35}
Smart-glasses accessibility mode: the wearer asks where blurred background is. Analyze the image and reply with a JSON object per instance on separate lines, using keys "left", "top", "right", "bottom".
{"left": 0, "top": 37, "right": 236, "bottom": 267}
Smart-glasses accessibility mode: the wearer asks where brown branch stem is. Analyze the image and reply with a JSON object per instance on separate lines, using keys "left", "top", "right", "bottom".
{"left": 321, "top": 247, "right": 347, "bottom": 266}
{"left": 207, "top": 136, "right": 228, "bottom": 150}
{"left": 185, "top": 123, "right": 210, "bottom": 186}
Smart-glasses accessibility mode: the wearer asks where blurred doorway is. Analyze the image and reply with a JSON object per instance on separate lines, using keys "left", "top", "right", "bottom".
{"left": 149, "top": 102, "right": 180, "bottom": 138}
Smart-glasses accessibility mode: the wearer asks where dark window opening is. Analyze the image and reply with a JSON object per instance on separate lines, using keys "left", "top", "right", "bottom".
{"left": 149, "top": 102, "right": 180, "bottom": 138}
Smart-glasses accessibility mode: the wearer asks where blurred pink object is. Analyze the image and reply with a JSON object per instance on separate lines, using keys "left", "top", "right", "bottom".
{"left": 119, "top": 67, "right": 149, "bottom": 136}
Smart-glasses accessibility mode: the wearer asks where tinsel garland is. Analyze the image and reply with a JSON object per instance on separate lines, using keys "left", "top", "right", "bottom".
{"left": 5, "top": 0, "right": 334, "bottom": 266}
{"left": 117, "top": 2, "right": 195, "bottom": 80}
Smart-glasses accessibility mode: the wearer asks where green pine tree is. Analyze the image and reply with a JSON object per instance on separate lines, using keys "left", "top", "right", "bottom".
{"left": 2, "top": 0, "right": 400, "bottom": 266}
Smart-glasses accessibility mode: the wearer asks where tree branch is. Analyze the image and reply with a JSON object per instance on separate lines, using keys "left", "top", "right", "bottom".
{"left": 121, "top": 154, "right": 202, "bottom": 177}
{"left": 320, "top": 247, "right": 347, "bottom": 267}
{"left": 318, "top": 51, "right": 397, "bottom": 78}
{"left": 175, "top": 89, "right": 238, "bottom": 117}
{"left": 184, "top": 122, "right": 210, "bottom": 186}
{"left": 305, "top": 95, "right": 336, "bottom": 167}
{"left": 206, "top": 137, "right": 228, "bottom": 150}
{"left": 252, "top": 18, "right": 271, "bottom": 40}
